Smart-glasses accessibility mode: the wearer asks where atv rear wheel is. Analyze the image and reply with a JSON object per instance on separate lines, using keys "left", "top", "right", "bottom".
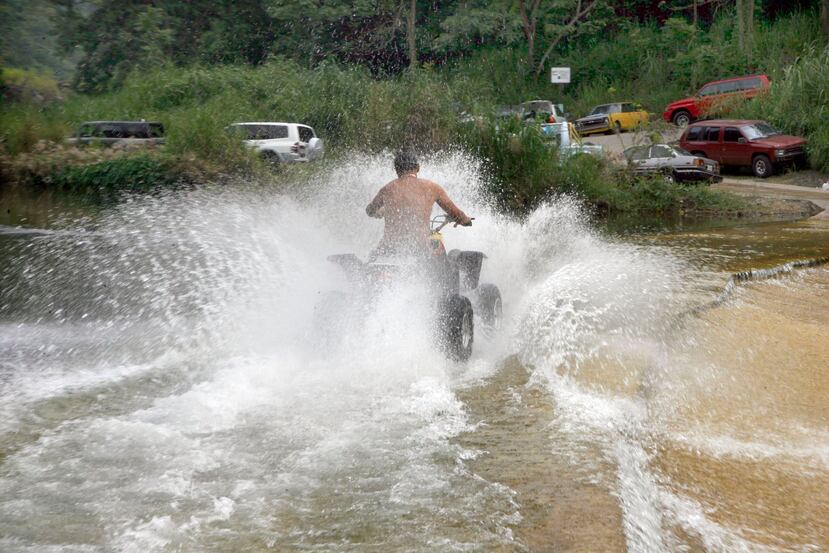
{"left": 440, "top": 294, "right": 474, "bottom": 361}
{"left": 475, "top": 284, "right": 502, "bottom": 336}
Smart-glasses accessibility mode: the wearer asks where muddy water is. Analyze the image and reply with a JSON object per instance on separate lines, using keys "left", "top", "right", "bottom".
{"left": 457, "top": 219, "right": 829, "bottom": 552}
{"left": 1, "top": 162, "right": 828, "bottom": 552}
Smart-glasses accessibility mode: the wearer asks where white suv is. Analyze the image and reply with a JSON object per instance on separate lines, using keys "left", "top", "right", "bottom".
{"left": 228, "top": 122, "right": 325, "bottom": 164}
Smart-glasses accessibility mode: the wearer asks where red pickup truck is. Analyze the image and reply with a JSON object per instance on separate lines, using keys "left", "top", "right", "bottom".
{"left": 679, "top": 120, "right": 807, "bottom": 178}
{"left": 663, "top": 75, "right": 770, "bottom": 128}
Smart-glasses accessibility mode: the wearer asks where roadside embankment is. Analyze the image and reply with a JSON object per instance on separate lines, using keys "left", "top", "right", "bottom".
{"left": 713, "top": 178, "right": 829, "bottom": 220}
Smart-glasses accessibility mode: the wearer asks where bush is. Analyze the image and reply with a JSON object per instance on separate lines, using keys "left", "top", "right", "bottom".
{"left": 0, "top": 67, "right": 62, "bottom": 103}
{"left": 50, "top": 154, "right": 180, "bottom": 193}
{"left": 730, "top": 44, "right": 829, "bottom": 171}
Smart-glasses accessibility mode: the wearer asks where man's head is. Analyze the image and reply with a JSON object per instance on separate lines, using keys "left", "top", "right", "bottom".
{"left": 393, "top": 150, "right": 419, "bottom": 176}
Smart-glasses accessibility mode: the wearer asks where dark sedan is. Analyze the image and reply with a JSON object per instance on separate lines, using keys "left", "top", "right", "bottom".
{"left": 624, "top": 143, "right": 722, "bottom": 184}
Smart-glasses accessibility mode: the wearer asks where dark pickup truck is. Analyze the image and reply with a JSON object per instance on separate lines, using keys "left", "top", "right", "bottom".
{"left": 679, "top": 120, "right": 806, "bottom": 178}
{"left": 67, "top": 121, "right": 166, "bottom": 148}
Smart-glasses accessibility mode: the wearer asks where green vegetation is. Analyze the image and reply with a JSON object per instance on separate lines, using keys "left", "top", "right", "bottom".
{"left": 2, "top": 1, "right": 828, "bottom": 217}
{"left": 732, "top": 44, "right": 829, "bottom": 170}
{"left": 463, "top": 117, "right": 745, "bottom": 215}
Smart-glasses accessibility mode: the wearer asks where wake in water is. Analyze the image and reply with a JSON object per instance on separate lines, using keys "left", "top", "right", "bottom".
{"left": 3, "top": 151, "right": 823, "bottom": 552}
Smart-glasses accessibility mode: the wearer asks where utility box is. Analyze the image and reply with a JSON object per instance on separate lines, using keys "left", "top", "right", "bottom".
{"left": 550, "top": 67, "right": 571, "bottom": 84}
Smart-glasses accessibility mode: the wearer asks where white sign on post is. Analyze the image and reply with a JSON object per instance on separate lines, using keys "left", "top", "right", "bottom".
{"left": 550, "top": 67, "right": 571, "bottom": 84}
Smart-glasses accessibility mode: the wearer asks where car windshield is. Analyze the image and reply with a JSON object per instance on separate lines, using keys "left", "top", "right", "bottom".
{"left": 740, "top": 123, "right": 781, "bottom": 140}
{"left": 674, "top": 146, "right": 692, "bottom": 156}
{"left": 590, "top": 105, "right": 612, "bottom": 115}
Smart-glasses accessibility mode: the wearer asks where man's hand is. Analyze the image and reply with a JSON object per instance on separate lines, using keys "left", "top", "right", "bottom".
{"left": 454, "top": 216, "right": 473, "bottom": 227}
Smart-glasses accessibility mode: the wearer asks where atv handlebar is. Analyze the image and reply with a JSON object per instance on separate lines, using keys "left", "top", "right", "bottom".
{"left": 431, "top": 214, "right": 474, "bottom": 233}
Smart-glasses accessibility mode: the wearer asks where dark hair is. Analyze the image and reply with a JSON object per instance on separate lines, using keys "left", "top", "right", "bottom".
{"left": 393, "top": 150, "right": 419, "bottom": 175}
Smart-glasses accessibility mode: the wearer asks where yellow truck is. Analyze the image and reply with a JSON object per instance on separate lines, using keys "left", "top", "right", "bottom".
{"left": 574, "top": 102, "right": 649, "bottom": 135}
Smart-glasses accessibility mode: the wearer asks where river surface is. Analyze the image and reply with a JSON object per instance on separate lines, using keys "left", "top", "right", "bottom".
{"left": 1, "top": 154, "right": 828, "bottom": 552}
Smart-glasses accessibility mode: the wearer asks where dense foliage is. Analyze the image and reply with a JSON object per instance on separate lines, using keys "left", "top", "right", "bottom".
{"left": 1, "top": 1, "right": 828, "bottom": 214}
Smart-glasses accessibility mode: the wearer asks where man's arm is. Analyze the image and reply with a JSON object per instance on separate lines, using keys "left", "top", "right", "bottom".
{"left": 366, "top": 187, "right": 386, "bottom": 218}
{"left": 434, "top": 184, "right": 472, "bottom": 226}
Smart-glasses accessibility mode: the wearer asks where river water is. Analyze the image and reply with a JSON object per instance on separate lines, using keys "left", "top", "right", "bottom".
{"left": 1, "top": 153, "right": 828, "bottom": 552}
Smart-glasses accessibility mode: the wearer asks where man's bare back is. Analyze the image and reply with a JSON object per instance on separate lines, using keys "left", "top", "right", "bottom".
{"left": 366, "top": 152, "right": 471, "bottom": 257}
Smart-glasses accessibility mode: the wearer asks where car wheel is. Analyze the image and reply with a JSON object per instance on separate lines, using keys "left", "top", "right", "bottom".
{"left": 672, "top": 111, "right": 691, "bottom": 128}
{"left": 614, "top": 121, "right": 623, "bottom": 134}
{"left": 663, "top": 171, "right": 676, "bottom": 184}
{"left": 752, "top": 154, "right": 773, "bottom": 178}
{"left": 261, "top": 151, "right": 280, "bottom": 168}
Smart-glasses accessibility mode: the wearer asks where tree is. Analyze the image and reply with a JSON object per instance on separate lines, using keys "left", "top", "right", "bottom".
{"left": 735, "top": 0, "right": 755, "bottom": 57}
{"left": 266, "top": 0, "right": 408, "bottom": 73}
{"left": 436, "top": 0, "right": 607, "bottom": 78}
{"left": 407, "top": 0, "right": 417, "bottom": 67}
{"left": 52, "top": 0, "right": 274, "bottom": 91}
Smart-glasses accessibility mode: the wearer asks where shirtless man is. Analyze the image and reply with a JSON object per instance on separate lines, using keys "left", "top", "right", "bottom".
{"left": 366, "top": 150, "right": 472, "bottom": 259}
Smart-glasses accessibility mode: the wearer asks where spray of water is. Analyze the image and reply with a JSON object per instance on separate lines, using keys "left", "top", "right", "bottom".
{"left": 1, "top": 151, "right": 819, "bottom": 551}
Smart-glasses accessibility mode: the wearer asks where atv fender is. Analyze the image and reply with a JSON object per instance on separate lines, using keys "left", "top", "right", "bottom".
{"left": 447, "top": 250, "right": 485, "bottom": 290}
{"left": 327, "top": 254, "right": 365, "bottom": 281}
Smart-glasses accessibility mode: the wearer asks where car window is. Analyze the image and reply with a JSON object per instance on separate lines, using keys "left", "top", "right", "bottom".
{"left": 101, "top": 125, "right": 125, "bottom": 138}
{"left": 651, "top": 145, "right": 673, "bottom": 158}
{"left": 740, "top": 77, "right": 762, "bottom": 91}
{"left": 298, "top": 126, "right": 314, "bottom": 142}
{"left": 704, "top": 126, "right": 721, "bottom": 141}
{"left": 723, "top": 127, "right": 742, "bottom": 142}
{"left": 686, "top": 126, "right": 703, "bottom": 141}
{"left": 78, "top": 124, "right": 97, "bottom": 137}
{"left": 621, "top": 103, "right": 636, "bottom": 113}
{"left": 698, "top": 83, "right": 720, "bottom": 96}
{"left": 719, "top": 81, "right": 740, "bottom": 93}
{"left": 237, "top": 124, "right": 289, "bottom": 140}
{"left": 624, "top": 146, "right": 649, "bottom": 161}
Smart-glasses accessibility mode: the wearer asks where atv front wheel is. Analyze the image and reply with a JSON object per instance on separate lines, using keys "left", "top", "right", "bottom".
{"left": 440, "top": 294, "right": 474, "bottom": 361}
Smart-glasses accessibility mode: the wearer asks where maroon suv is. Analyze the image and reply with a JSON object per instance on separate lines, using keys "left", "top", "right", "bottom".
{"left": 679, "top": 120, "right": 806, "bottom": 178}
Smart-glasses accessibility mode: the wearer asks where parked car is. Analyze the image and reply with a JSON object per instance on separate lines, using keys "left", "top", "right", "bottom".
{"left": 542, "top": 122, "right": 604, "bottom": 161}
{"left": 679, "top": 120, "right": 806, "bottom": 178}
{"left": 227, "top": 122, "right": 324, "bottom": 164}
{"left": 663, "top": 74, "right": 770, "bottom": 128}
{"left": 67, "top": 121, "right": 166, "bottom": 148}
{"left": 574, "top": 102, "right": 649, "bottom": 135}
{"left": 624, "top": 143, "right": 721, "bottom": 184}
{"left": 519, "top": 100, "right": 567, "bottom": 123}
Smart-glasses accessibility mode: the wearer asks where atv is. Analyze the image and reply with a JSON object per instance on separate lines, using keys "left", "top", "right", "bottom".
{"left": 315, "top": 214, "right": 502, "bottom": 361}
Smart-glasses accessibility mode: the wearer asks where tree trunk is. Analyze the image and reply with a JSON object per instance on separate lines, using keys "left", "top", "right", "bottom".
{"left": 736, "top": 0, "right": 744, "bottom": 52}
{"left": 693, "top": 0, "right": 698, "bottom": 26}
{"left": 517, "top": 0, "right": 536, "bottom": 75}
{"left": 407, "top": 0, "right": 417, "bottom": 67}
{"left": 821, "top": 0, "right": 829, "bottom": 37}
